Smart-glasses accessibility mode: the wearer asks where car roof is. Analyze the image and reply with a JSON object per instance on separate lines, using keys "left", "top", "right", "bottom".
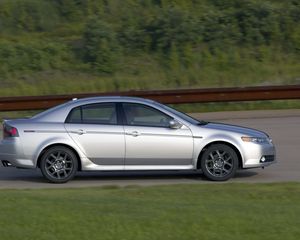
{"left": 66, "top": 96, "right": 158, "bottom": 109}
{"left": 31, "top": 96, "right": 158, "bottom": 122}
{"left": 70, "top": 96, "right": 156, "bottom": 105}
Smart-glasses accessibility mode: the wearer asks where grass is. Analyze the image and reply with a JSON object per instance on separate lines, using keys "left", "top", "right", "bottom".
{"left": 0, "top": 183, "right": 299, "bottom": 240}
{"left": 0, "top": 0, "right": 300, "bottom": 99}
{"left": 0, "top": 54, "right": 299, "bottom": 97}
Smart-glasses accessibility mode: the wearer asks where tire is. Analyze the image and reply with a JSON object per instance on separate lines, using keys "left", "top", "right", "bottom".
{"left": 40, "top": 146, "right": 78, "bottom": 183}
{"left": 200, "top": 144, "right": 238, "bottom": 181}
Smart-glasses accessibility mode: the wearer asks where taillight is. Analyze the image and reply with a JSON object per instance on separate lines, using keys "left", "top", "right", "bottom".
{"left": 3, "top": 124, "right": 19, "bottom": 138}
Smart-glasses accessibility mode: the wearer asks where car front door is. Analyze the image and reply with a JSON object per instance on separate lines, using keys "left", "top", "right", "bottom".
{"left": 64, "top": 102, "right": 125, "bottom": 167}
{"left": 122, "top": 103, "right": 193, "bottom": 168}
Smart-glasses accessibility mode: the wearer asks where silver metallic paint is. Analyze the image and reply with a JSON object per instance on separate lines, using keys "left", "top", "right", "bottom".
{"left": 0, "top": 96, "right": 276, "bottom": 172}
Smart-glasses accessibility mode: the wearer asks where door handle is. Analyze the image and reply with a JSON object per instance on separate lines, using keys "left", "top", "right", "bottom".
{"left": 126, "top": 131, "right": 140, "bottom": 137}
{"left": 75, "top": 129, "right": 86, "bottom": 135}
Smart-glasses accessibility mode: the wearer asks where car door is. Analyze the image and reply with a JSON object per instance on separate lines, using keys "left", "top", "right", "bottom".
{"left": 64, "top": 102, "right": 125, "bottom": 166}
{"left": 122, "top": 102, "right": 193, "bottom": 167}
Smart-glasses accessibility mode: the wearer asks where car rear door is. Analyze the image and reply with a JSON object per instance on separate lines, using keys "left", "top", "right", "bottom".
{"left": 64, "top": 102, "right": 125, "bottom": 167}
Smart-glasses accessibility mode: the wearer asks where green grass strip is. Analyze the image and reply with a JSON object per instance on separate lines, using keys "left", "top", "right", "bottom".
{"left": 0, "top": 183, "right": 299, "bottom": 240}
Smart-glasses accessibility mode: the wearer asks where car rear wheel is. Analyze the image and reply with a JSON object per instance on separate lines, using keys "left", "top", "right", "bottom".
{"left": 200, "top": 144, "right": 238, "bottom": 181}
{"left": 40, "top": 146, "right": 78, "bottom": 183}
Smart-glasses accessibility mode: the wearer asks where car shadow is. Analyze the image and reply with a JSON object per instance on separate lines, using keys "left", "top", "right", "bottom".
{"left": 74, "top": 170, "right": 204, "bottom": 181}
{"left": 0, "top": 167, "right": 258, "bottom": 184}
{"left": 73, "top": 170, "right": 258, "bottom": 181}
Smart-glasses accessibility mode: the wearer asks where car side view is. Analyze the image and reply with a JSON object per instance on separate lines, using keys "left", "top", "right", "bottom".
{"left": 0, "top": 96, "right": 276, "bottom": 183}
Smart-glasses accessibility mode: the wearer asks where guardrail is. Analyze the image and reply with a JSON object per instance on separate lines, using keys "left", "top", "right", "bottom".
{"left": 0, "top": 85, "right": 299, "bottom": 111}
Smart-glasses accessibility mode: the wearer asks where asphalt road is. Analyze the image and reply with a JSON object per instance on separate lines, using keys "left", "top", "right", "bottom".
{"left": 0, "top": 109, "right": 299, "bottom": 189}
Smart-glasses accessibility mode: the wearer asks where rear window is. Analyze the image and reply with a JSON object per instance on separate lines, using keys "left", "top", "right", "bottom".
{"left": 65, "top": 103, "right": 117, "bottom": 125}
{"left": 66, "top": 107, "right": 81, "bottom": 123}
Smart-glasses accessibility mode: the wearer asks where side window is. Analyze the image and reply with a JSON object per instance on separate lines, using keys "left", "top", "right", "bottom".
{"left": 66, "top": 103, "right": 117, "bottom": 125}
{"left": 123, "top": 103, "right": 172, "bottom": 127}
{"left": 66, "top": 107, "right": 81, "bottom": 123}
{"left": 82, "top": 103, "right": 117, "bottom": 124}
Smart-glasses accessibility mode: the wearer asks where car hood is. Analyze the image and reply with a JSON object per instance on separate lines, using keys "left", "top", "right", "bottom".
{"left": 201, "top": 122, "right": 267, "bottom": 137}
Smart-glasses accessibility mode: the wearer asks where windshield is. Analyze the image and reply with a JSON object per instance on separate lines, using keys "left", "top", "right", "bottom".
{"left": 155, "top": 103, "right": 207, "bottom": 125}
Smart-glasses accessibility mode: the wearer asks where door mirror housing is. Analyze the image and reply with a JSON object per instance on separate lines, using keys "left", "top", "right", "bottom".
{"left": 169, "top": 119, "right": 183, "bottom": 129}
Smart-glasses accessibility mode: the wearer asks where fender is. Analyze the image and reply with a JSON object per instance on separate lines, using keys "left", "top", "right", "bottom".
{"left": 33, "top": 136, "right": 86, "bottom": 167}
{"left": 193, "top": 133, "right": 244, "bottom": 168}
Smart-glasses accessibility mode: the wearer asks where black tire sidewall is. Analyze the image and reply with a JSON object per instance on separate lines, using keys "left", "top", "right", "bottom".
{"left": 200, "top": 144, "right": 238, "bottom": 181}
{"left": 40, "top": 146, "right": 78, "bottom": 183}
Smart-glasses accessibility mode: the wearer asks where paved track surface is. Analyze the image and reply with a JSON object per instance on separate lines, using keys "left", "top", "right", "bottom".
{"left": 0, "top": 109, "right": 299, "bottom": 189}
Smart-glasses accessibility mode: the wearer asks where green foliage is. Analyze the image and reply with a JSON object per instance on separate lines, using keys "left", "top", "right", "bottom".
{"left": 52, "top": 0, "right": 86, "bottom": 21}
{"left": 291, "top": 26, "right": 300, "bottom": 50}
{"left": 82, "top": 17, "right": 120, "bottom": 73}
{"left": 143, "top": 6, "right": 200, "bottom": 51}
{"left": 0, "top": 0, "right": 59, "bottom": 32}
{"left": 0, "top": 0, "right": 299, "bottom": 95}
{"left": 0, "top": 40, "right": 73, "bottom": 75}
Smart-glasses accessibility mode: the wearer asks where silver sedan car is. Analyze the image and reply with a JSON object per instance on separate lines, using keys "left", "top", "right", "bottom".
{"left": 0, "top": 96, "right": 276, "bottom": 183}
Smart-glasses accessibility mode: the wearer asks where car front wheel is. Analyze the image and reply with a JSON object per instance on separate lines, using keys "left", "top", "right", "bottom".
{"left": 200, "top": 144, "right": 238, "bottom": 181}
{"left": 40, "top": 146, "right": 78, "bottom": 183}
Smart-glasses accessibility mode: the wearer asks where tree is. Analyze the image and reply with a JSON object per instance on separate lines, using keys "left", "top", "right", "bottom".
{"left": 83, "top": 17, "right": 120, "bottom": 73}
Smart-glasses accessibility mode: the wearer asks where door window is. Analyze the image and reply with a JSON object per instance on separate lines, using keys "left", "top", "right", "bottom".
{"left": 122, "top": 103, "right": 172, "bottom": 127}
{"left": 66, "top": 103, "right": 117, "bottom": 125}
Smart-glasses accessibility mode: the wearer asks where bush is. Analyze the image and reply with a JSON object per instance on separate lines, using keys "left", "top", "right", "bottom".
{"left": 0, "top": 41, "right": 73, "bottom": 74}
{"left": 0, "top": 0, "right": 59, "bottom": 33}
{"left": 82, "top": 17, "right": 120, "bottom": 73}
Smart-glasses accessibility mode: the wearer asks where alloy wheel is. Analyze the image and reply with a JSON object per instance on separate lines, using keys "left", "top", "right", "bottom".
{"left": 45, "top": 151, "right": 74, "bottom": 180}
{"left": 40, "top": 146, "right": 78, "bottom": 183}
{"left": 200, "top": 144, "right": 238, "bottom": 181}
{"left": 205, "top": 149, "right": 234, "bottom": 178}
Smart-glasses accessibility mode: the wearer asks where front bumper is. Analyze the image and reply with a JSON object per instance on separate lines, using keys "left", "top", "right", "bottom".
{"left": 242, "top": 142, "right": 276, "bottom": 169}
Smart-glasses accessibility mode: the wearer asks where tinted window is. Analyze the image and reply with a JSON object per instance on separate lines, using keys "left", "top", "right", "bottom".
{"left": 123, "top": 103, "right": 172, "bottom": 127}
{"left": 66, "top": 107, "right": 81, "bottom": 123}
{"left": 66, "top": 103, "right": 117, "bottom": 125}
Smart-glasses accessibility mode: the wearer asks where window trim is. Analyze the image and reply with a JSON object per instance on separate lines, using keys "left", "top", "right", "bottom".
{"left": 120, "top": 102, "right": 174, "bottom": 128}
{"left": 65, "top": 102, "right": 120, "bottom": 125}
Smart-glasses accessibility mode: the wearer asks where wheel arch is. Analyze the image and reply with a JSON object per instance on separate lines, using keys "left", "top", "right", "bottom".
{"left": 36, "top": 143, "right": 82, "bottom": 171}
{"left": 196, "top": 141, "right": 243, "bottom": 169}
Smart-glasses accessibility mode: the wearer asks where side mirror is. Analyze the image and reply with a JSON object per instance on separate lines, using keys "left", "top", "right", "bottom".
{"left": 169, "top": 119, "right": 183, "bottom": 129}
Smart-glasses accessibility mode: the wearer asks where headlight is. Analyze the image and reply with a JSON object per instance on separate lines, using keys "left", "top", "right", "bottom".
{"left": 241, "top": 136, "right": 271, "bottom": 144}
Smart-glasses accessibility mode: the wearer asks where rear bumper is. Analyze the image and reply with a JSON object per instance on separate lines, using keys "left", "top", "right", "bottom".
{"left": 0, "top": 138, "right": 35, "bottom": 168}
{"left": 0, "top": 156, "right": 35, "bottom": 168}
